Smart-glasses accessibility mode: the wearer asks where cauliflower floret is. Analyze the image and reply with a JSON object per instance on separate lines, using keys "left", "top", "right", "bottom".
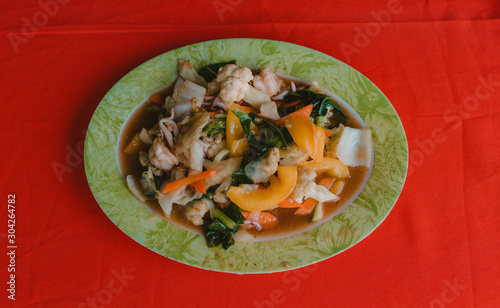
{"left": 219, "top": 77, "right": 249, "bottom": 104}
{"left": 290, "top": 165, "right": 340, "bottom": 203}
{"left": 252, "top": 67, "right": 285, "bottom": 97}
{"left": 207, "top": 64, "right": 253, "bottom": 104}
{"left": 149, "top": 137, "right": 178, "bottom": 171}
{"left": 244, "top": 147, "right": 280, "bottom": 183}
{"left": 183, "top": 199, "right": 214, "bottom": 226}
{"left": 202, "top": 133, "right": 227, "bottom": 159}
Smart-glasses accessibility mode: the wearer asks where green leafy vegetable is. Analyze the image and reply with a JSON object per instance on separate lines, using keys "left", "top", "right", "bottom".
{"left": 231, "top": 110, "right": 267, "bottom": 167}
{"left": 214, "top": 209, "right": 236, "bottom": 229}
{"left": 284, "top": 90, "right": 347, "bottom": 127}
{"left": 187, "top": 185, "right": 218, "bottom": 204}
{"left": 198, "top": 60, "right": 236, "bottom": 82}
{"left": 328, "top": 104, "right": 349, "bottom": 128}
{"left": 203, "top": 203, "right": 244, "bottom": 250}
{"left": 260, "top": 119, "right": 293, "bottom": 149}
{"left": 203, "top": 118, "right": 226, "bottom": 136}
{"left": 231, "top": 111, "right": 293, "bottom": 182}
{"left": 231, "top": 169, "right": 253, "bottom": 186}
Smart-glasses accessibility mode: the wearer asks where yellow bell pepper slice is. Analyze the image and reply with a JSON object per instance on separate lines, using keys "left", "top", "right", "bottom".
{"left": 298, "top": 158, "right": 350, "bottom": 179}
{"left": 285, "top": 117, "right": 324, "bottom": 161}
{"left": 330, "top": 180, "right": 345, "bottom": 195}
{"left": 227, "top": 166, "right": 298, "bottom": 212}
{"left": 226, "top": 104, "right": 245, "bottom": 152}
{"left": 229, "top": 138, "right": 249, "bottom": 157}
{"left": 226, "top": 104, "right": 259, "bottom": 157}
{"left": 312, "top": 123, "right": 325, "bottom": 162}
{"left": 285, "top": 117, "right": 315, "bottom": 158}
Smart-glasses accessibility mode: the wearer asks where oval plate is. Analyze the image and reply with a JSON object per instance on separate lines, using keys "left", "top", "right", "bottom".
{"left": 84, "top": 38, "right": 408, "bottom": 274}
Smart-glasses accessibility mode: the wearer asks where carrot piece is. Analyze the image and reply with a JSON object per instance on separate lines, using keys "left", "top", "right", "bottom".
{"left": 150, "top": 93, "right": 162, "bottom": 104}
{"left": 317, "top": 177, "right": 336, "bottom": 189}
{"left": 284, "top": 100, "right": 301, "bottom": 108}
{"left": 294, "top": 198, "right": 317, "bottom": 215}
{"left": 190, "top": 180, "right": 207, "bottom": 194}
{"left": 242, "top": 211, "right": 278, "bottom": 229}
{"left": 295, "top": 177, "right": 336, "bottom": 215}
{"left": 209, "top": 111, "right": 218, "bottom": 118}
{"left": 162, "top": 169, "right": 217, "bottom": 193}
{"left": 275, "top": 104, "right": 313, "bottom": 126}
{"left": 323, "top": 128, "right": 333, "bottom": 137}
{"left": 278, "top": 197, "right": 302, "bottom": 208}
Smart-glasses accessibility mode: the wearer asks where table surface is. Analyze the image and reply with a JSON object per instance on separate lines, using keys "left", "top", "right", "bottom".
{"left": 2, "top": 0, "right": 499, "bottom": 307}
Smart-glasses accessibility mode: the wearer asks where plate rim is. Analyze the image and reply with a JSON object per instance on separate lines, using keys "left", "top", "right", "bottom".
{"left": 84, "top": 38, "right": 409, "bottom": 274}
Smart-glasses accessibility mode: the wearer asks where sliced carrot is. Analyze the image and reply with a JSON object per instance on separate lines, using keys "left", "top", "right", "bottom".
{"left": 150, "top": 93, "right": 162, "bottom": 104}
{"left": 275, "top": 104, "right": 313, "bottom": 126}
{"left": 242, "top": 211, "right": 278, "bottom": 229}
{"left": 294, "top": 198, "right": 317, "bottom": 215}
{"left": 209, "top": 111, "right": 218, "bottom": 118}
{"left": 323, "top": 128, "right": 333, "bottom": 137}
{"left": 294, "top": 177, "right": 336, "bottom": 215}
{"left": 190, "top": 180, "right": 207, "bottom": 194}
{"left": 278, "top": 197, "right": 302, "bottom": 208}
{"left": 317, "top": 177, "right": 336, "bottom": 189}
{"left": 162, "top": 169, "right": 216, "bottom": 193}
{"left": 284, "top": 100, "right": 301, "bottom": 108}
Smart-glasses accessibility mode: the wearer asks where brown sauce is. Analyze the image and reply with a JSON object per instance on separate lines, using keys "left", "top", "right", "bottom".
{"left": 118, "top": 77, "right": 371, "bottom": 240}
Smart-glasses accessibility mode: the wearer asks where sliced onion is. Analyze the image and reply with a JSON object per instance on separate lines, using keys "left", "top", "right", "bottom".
{"left": 213, "top": 149, "right": 230, "bottom": 162}
{"left": 233, "top": 229, "right": 255, "bottom": 243}
{"left": 126, "top": 175, "right": 147, "bottom": 202}
{"left": 157, "top": 193, "right": 174, "bottom": 217}
{"left": 272, "top": 90, "right": 290, "bottom": 100}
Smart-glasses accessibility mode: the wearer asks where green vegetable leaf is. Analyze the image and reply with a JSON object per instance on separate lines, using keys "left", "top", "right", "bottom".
{"left": 187, "top": 185, "right": 218, "bottom": 204}
{"left": 231, "top": 110, "right": 268, "bottom": 166}
{"left": 260, "top": 119, "right": 293, "bottom": 149}
{"left": 231, "top": 169, "right": 253, "bottom": 186}
{"left": 203, "top": 203, "right": 244, "bottom": 250}
{"left": 203, "top": 118, "right": 226, "bottom": 136}
{"left": 284, "top": 90, "right": 347, "bottom": 127}
{"left": 198, "top": 60, "right": 236, "bottom": 82}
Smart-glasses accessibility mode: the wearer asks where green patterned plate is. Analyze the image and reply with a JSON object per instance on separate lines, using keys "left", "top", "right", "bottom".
{"left": 84, "top": 39, "right": 408, "bottom": 273}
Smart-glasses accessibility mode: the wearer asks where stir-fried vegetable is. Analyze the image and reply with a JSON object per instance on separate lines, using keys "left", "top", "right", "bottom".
{"left": 198, "top": 60, "right": 236, "bottom": 82}
{"left": 275, "top": 104, "right": 313, "bottom": 126}
{"left": 203, "top": 117, "right": 226, "bottom": 136}
{"left": 162, "top": 169, "right": 217, "bottom": 193}
{"left": 203, "top": 203, "right": 244, "bottom": 249}
{"left": 284, "top": 90, "right": 347, "bottom": 127}
{"left": 124, "top": 59, "right": 371, "bottom": 250}
{"left": 294, "top": 177, "right": 336, "bottom": 215}
{"left": 227, "top": 166, "right": 298, "bottom": 212}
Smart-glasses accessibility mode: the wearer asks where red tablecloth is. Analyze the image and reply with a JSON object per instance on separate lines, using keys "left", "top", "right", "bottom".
{"left": 2, "top": 0, "right": 499, "bottom": 307}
